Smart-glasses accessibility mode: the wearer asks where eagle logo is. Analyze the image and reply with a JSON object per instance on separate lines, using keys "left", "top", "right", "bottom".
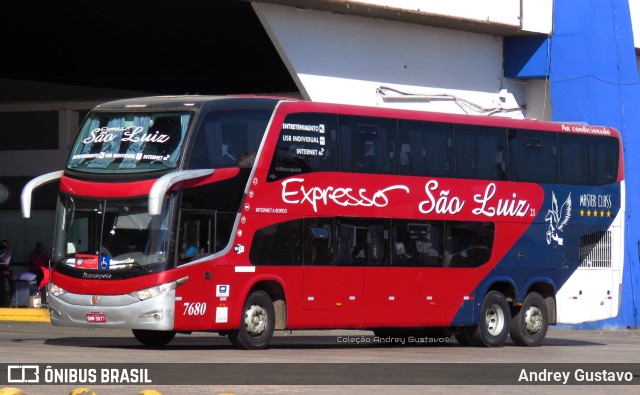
{"left": 545, "top": 191, "right": 572, "bottom": 246}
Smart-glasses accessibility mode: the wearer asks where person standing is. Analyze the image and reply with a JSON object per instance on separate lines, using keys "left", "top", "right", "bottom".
{"left": 30, "top": 242, "right": 49, "bottom": 302}
{"left": 30, "top": 242, "right": 48, "bottom": 270}
{"left": 0, "top": 240, "right": 12, "bottom": 306}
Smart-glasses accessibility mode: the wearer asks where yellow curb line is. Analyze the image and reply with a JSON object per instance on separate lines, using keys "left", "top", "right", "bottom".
{"left": 0, "top": 308, "right": 51, "bottom": 322}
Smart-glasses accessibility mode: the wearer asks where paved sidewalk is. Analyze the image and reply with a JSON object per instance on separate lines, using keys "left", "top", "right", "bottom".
{"left": 0, "top": 307, "right": 50, "bottom": 322}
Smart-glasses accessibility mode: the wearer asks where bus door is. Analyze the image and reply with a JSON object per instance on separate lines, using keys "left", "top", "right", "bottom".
{"left": 173, "top": 210, "right": 220, "bottom": 330}
{"left": 302, "top": 219, "right": 363, "bottom": 328}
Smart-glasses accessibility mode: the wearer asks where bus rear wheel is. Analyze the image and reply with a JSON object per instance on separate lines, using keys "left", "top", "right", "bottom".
{"left": 228, "top": 290, "right": 275, "bottom": 350}
{"left": 132, "top": 329, "right": 176, "bottom": 347}
{"left": 510, "top": 292, "right": 548, "bottom": 347}
{"left": 469, "top": 291, "right": 511, "bottom": 347}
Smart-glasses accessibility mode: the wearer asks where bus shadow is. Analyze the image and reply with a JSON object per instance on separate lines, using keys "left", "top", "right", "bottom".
{"left": 41, "top": 335, "right": 606, "bottom": 350}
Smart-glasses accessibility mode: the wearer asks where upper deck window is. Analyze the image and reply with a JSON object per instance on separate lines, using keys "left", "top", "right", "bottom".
{"left": 508, "top": 129, "right": 559, "bottom": 183}
{"left": 559, "top": 133, "right": 619, "bottom": 185}
{"left": 268, "top": 113, "right": 339, "bottom": 181}
{"left": 398, "top": 120, "right": 454, "bottom": 178}
{"left": 339, "top": 116, "right": 398, "bottom": 174}
{"left": 188, "top": 109, "right": 272, "bottom": 169}
{"left": 454, "top": 125, "right": 508, "bottom": 181}
{"left": 67, "top": 111, "right": 191, "bottom": 173}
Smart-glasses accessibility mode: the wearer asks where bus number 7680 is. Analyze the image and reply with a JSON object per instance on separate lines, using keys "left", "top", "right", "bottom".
{"left": 183, "top": 302, "right": 207, "bottom": 316}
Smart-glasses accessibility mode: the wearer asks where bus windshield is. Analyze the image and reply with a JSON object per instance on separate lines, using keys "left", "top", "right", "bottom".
{"left": 52, "top": 194, "right": 175, "bottom": 275}
{"left": 67, "top": 111, "right": 192, "bottom": 173}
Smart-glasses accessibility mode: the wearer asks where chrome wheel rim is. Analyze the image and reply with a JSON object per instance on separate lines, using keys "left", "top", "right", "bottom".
{"left": 524, "top": 306, "right": 543, "bottom": 334}
{"left": 244, "top": 304, "right": 267, "bottom": 336}
{"left": 485, "top": 303, "right": 505, "bottom": 336}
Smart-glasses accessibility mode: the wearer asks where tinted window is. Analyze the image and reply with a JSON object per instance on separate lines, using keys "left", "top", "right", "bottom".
{"left": 250, "top": 220, "right": 303, "bottom": 265}
{"left": 189, "top": 109, "right": 271, "bottom": 169}
{"left": 305, "top": 218, "right": 334, "bottom": 266}
{"left": 455, "top": 125, "right": 508, "bottom": 180}
{"left": 247, "top": 217, "right": 494, "bottom": 269}
{"left": 180, "top": 171, "right": 250, "bottom": 254}
{"left": 392, "top": 220, "right": 445, "bottom": 267}
{"left": 340, "top": 116, "right": 398, "bottom": 174}
{"left": 559, "top": 134, "right": 618, "bottom": 185}
{"left": 335, "top": 218, "right": 390, "bottom": 266}
{"left": 446, "top": 221, "right": 494, "bottom": 268}
{"left": 398, "top": 120, "right": 454, "bottom": 177}
{"left": 268, "top": 113, "right": 338, "bottom": 181}
{"left": 178, "top": 211, "right": 213, "bottom": 265}
{"left": 508, "top": 129, "right": 559, "bottom": 183}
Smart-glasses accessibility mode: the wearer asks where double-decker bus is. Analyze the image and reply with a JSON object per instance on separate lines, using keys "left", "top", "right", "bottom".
{"left": 22, "top": 95, "right": 624, "bottom": 348}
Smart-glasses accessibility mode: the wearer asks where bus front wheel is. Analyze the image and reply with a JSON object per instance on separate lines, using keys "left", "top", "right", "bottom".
{"left": 470, "top": 291, "right": 511, "bottom": 347}
{"left": 132, "top": 329, "right": 176, "bottom": 347}
{"left": 228, "top": 290, "right": 275, "bottom": 350}
{"left": 510, "top": 292, "right": 548, "bottom": 347}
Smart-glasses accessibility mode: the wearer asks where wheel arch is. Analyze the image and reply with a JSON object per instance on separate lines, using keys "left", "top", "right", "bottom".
{"left": 242, "top": 276, "right": 287, "bottom": 330}
{"left": 522, "top": 279, "right": 557, "bottom": 325}
{"left": 480, "top": 277, "right": 518, "bottom": 304}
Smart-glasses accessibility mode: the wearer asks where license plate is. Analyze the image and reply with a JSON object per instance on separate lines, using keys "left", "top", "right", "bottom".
{"left": 86, "top": 313, "right": 107, "bottom": 323}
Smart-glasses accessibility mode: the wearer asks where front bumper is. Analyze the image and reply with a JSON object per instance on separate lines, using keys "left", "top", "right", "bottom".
{"left": 48, "top": 289, "right": 176, "bottom": 330}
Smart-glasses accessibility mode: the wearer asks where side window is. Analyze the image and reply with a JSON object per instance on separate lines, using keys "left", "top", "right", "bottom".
{"left": 508, "top": 129, "right": 559, "bottom": 183}
{"left": 304, "top": 218, "right": 334, "bottom": 266}
{"left": 445, "top": 221, "right": 494, "bottom": 268}
{"left": 339, "top": 116, "right": 398, "bottom": 174}
{"left": 249, "top": 220, "right": 303, "bottom": 265}
{"left": 189, "top": 109, "right": 272, "bottom": 169}
{"left": 455, "top": 125, "right": 508, "bottom": 180}
{"left": 267, "top": 113, "right": 338, "bottom": 181}
{"left": 392, "top": 220, "right": 445, "bottom": 267}
{"left": 335, "top": 218, "right": 390, "bottom": 266}
{"left": 559, "top": 134, "right": 619, "bottom": 185}
{"left": 398, "top": 120, "right": 454, "bottom": 177}
{"left": 178, "top": 211, "right": 213, "bottom": 265}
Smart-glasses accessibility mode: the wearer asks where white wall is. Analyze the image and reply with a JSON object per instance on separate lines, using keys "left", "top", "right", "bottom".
{"left": 254, "top": 3, "right": 526, "bottom": 118}
{"left": 522, "top": 0, "right": 553, "bottom": 34}
{"left": 351, "top": 0, "right": 520, "bottom": 26}
{"left": 321, "top": 0, "right": 553, "bottom": 34}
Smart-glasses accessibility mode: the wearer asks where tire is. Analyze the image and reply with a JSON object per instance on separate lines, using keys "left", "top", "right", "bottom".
{"left": 510, "top": 292, "right": 548, "bottom": 347}
{"left": 469, "top": 291, "right": 511, "bottom": 347}
{"left": 132, "top": 329, "right": 176, "bottom": 347}
{"left": 228, "top": 290, "right": 275, "bottom": 350}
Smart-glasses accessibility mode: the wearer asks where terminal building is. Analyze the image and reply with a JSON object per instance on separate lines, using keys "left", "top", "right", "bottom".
{"left": 1, "top": 0, "right": 639, "bottom": 328}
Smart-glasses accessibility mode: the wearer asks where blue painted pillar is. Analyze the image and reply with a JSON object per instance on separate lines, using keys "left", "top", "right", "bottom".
{"left": 550, "top": 0, "right": 640, "bottom": 328}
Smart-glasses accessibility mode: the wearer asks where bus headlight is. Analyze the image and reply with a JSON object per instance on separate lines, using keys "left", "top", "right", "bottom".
{"left": 129, "top": 277, "right": 188, "bottom": 301}
{"left": 48, "top": 283, "right": 67, "bottom": 297}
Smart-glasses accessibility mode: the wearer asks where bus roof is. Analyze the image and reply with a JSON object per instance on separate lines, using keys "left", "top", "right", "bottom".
{"left": 275, "top": 100, "right": 621, "bottom": 138}
{"left": 90, "top": 95, "right": 620, "bottom": 139}
{"left": 92, "top": 95, "right": 291, "bottom": 111}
